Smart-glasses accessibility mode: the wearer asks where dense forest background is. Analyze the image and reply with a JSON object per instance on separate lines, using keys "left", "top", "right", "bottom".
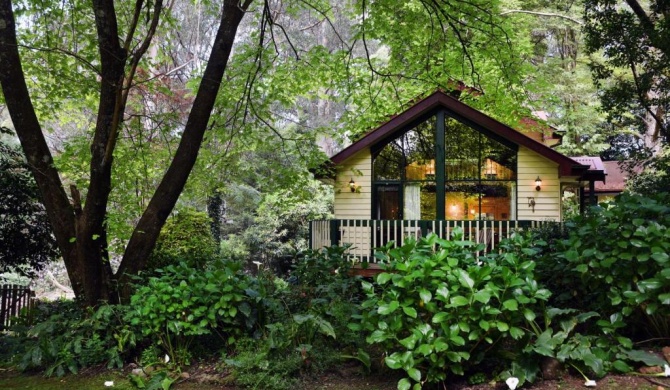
{"left": 0, "top": 0, "right": 668, "bottom": 302}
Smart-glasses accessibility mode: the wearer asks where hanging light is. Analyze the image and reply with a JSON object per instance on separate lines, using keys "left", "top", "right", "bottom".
{"left": 535, "top": 176, "right": 542, "bottom": 191}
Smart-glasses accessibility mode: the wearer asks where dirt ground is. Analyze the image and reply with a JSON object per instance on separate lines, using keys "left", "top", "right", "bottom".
{"left": 1, "top": 362, "right": 666, "bottom": 390}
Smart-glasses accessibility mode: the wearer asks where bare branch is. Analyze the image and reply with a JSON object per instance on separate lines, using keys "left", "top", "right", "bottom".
{"left": 500, "top": 9, "right": 583, "bottom": 25}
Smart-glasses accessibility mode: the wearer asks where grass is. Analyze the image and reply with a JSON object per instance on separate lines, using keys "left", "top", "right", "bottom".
{"left": 0, "top": 369, "right": 134, "bottom": 390}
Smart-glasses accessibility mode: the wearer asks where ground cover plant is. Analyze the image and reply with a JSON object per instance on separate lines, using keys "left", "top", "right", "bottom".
{"left": 353, "top": 222, "right": 670, "bottom": 389}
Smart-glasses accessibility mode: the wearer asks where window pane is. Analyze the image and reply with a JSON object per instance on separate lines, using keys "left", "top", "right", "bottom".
{"left": 376, "top": 185, "right": 400, "bottom": 219}
{"left": 374, "top": 116, "right": 436, "bottom": 181}
{"left": 445, "top": 117, "right": 479, "bottom": 180}
{"left": 480, "top": 181, "right": 513, "bottom": 220}
{"left": 404, "top": 182, "right": 436, "bottom": 220}
{"left": 445, "top": 182, "right": 479, "bottom": 220}
{"left": 480, "top": 136, "right": 516, "bottom": 180}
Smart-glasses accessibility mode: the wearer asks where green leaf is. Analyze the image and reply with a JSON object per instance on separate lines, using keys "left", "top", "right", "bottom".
{"left": 378, "top": 301, "right": 400, "bottom": 315}
{"left": 624, "top": 349, "right": 669, "bottom": 366}
{"left": 403, "top": 306, "right": 418, "bottom": 318}
{"left": 432, "top": 312, "right": 449, "bottom": 323}
{"left": 450, "top": 296, "right": 469, "bottom": 307}
{"left": 407, "top": 367, "right": 421, "bottom": 382}
{"left": 509, "top": 327, "right": 524, "bottom": 340}
{"left": 377, "top": 272, "right": 392, "bottom": 285}
{"left": 523, "top": 308, "right": 536, "bottom": 322}
{"left": 419, "top": 289, "right": 432, "bottom": 304}
{"left": 457, "top": 269, "right": 475, "bottom": 289}
{"left": 473, "top": 290, "right": 491, "bottom": 304}
{"left": 386, "top": 353, "right": 403, "bottom": 369}
{"left": 436, "top": 285, "right": 449, "bottom": 300}
{"left": 398, "top": 378, "right": 411, "bottom": 390}
{"left": 502, "top": 299, "right": 518, "bottom": 311}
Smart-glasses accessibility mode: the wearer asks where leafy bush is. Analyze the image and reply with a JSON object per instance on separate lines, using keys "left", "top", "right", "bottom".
{"left": 147, "top": 208, "right": 219, "bottom": 270}
{"left": 0, "top": 127, "right": 59, "bottom": 276}
{"left": 536, "top": 193, "right": 670, "bottom": 338}
{"left": 15, "top": 300, "right": 135, "bottom": 377}
{"left": 126, "top": 260, "right": 252, "bottom": 366}
{"left": 354, "top": 232, "right": 551, "bottom": 388}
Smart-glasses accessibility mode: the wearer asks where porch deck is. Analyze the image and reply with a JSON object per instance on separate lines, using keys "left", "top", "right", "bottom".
{"left": 310, "top": 219, "right": 550, "bottom": 263}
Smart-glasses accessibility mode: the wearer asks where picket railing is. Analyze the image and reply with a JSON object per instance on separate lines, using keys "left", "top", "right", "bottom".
{"left": 0, "top": 284, "right": 36, "bottom": 330}
{"left": 310, "top": 219, "right": 551, "bottom": 262}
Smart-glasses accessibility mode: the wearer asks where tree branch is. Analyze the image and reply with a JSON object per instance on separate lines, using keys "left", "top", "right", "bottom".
{"left": 500, "top": 9, "right": 583, "bottom": 25}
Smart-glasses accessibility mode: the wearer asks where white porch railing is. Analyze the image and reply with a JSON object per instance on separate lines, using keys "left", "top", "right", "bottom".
{"left": 309, "top": 219, "right": 551, "bottom": 262}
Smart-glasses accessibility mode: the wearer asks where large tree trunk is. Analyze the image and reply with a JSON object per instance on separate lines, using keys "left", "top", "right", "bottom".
{"left": 0, "top": 0, "right": 253, "bottom": 306}
{"left": 115, "top": 1, "right": 250, "bottom": 301}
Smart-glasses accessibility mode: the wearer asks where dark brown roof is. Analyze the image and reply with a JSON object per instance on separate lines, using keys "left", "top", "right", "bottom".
{"left": 330, "top": 90, "right": 590, "bottom": 178}
{"left": 592, "top": 161, "right": 639, "bottom": 193}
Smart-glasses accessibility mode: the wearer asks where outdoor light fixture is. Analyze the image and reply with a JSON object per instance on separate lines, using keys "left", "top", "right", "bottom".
{"left": 535, "top": 176, "right": 542, "bottom": 191}
{"left": 349, "top": 178, "right": 356, "bottom": 192}
{"left": 528, "top": 197, "right": 536, "bottom": 212}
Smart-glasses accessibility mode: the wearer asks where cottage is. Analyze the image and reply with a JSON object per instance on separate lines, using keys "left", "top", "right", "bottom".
{"left": 310, "top": 90, "right": 605, "bottom": 263}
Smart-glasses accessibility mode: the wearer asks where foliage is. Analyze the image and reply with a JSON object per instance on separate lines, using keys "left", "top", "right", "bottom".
{"left": 126, "top": 260, "right": 252, "bottom": 366}
{"left": 625, "top": 148, "right": 670, "bottom": 197}
{"left": 15, "top": 300, "right": 135, "bottom": 377}
{"left": 147, "top": 208, "right": 218, "bottom": 271}
{"left": 221, "top": 245, "right": 364, "bottom": 389}
{"left": 535, "top": 193, "right": 670, "bottom": 338}
{"left": 584, "top": 0, "right": 670, "bottom": 154}
{"left": 0, "top": 128, "right": 58, "bottom": 276}
{"left": 354, "top": 232, "right": 551, "bottom": 388}
{"left": 224, "top": 338, "right": 303, "bottom": 390}
{"left": 218, "top": 181, "right": 332, "bottom": 272}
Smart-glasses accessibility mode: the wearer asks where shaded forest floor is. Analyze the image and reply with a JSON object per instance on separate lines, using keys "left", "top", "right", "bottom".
{"left": 0, "top": 362, "right": 664, "bottom": 390}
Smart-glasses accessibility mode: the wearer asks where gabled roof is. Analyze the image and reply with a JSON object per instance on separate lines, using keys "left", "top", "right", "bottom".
{"left": 330, "top": 90, "right": 591, "bottom": 178}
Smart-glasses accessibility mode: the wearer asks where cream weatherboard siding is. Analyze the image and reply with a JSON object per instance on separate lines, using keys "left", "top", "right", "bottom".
{"left": 333, "top": 148, "right": 373, "bottom": 257}
{"left": 516, "top": 146, "right": 561, "bottom": 221}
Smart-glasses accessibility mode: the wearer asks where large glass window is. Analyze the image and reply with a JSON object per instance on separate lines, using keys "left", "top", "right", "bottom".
{"left": 373, "top": 117, "right": 437, "bottom": 219}
{"left": 372, "top": 111, "right": 517, "bottom": 220}
{"left": 444, "top": 117, "right": 516, "bottom": 220}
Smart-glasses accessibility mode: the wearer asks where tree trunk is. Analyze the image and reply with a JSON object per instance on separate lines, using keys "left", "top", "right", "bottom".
{"left": 115, "top": 0, "right": 251, "bottom": 301}
{"left": 0, "top": 0, "right": 253, "bottom": 306}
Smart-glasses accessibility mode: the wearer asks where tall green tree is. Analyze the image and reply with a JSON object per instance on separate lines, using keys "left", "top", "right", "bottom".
{"left": 584, "top": 0, "right": 670, "bottom": 155}
{"left": 0, "top": 0, "right": 530, "bottom": 306}
{"left": 0, "top": 0, "right": 251, "bottom": 305}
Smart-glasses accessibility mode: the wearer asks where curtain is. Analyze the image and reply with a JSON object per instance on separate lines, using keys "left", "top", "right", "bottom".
{"left": 404, "top": 184, "right": 421, "bottom": 219}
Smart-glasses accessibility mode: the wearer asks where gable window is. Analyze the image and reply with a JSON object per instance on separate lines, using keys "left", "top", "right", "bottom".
{"left": 372, "top": 111, "right": 517, "bottom": 220}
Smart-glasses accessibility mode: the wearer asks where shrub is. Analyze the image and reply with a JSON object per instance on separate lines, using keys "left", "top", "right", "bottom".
{"left": 147, "top": 208, "right": 219, "bottom": 271}
{"left": 536, "top": 193, "right": 670, "bottom": 338}
{"left": 354, "top": 232, "right": 550, "bottom": 388}
{"left": 126, "top": 260, "right": 252, "bottom": 366}
{"left": 15, "top": 300, "right": 135, "bottom": 377}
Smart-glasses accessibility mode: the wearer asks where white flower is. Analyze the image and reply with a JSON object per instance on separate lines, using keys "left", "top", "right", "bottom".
{"left": 104, "top": 381, "right": 114, "bottom": 387}
{"left": 165, "top": 354, "right": 170, "bottom": 363}
{"left": 664, "top": 364, "right": 670, "bottom": 377}
{"left": 505, "top": 376, "right": 519, "bottom": 390}
{"left": 252, "top": 261, "right": 262, "bottom": 270}
{"left": 584, "top": 379, "right": 597, "bottom": 387}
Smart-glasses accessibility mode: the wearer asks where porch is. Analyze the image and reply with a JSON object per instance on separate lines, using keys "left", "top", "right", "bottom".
{"left": 309, "top": 219, "right": 549, "bottom": 272}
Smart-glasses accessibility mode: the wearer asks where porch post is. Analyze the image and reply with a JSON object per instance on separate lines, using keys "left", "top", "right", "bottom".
{"left": 589, "top": 180, "right": 596, "bottom": 206}
{"left": 436, "top": 110, "right": 446, "bottom": 219}
{"left": 329, "top": 219, "right": 339, "bottom": 247}
{"left": 579, "top": 186, "right": 585, "bottom": 214}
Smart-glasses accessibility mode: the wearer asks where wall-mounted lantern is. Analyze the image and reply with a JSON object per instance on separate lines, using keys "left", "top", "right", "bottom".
{"left": 535, "top": 176, "right": 542, "bottom": 191}
{"left": 349, "top": 178, "right": 356, "bottom": 192}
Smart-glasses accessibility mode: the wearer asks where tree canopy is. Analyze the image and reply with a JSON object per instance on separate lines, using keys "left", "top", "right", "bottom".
{"left": 1, "top": 0, "right": 669, "bottom": 306}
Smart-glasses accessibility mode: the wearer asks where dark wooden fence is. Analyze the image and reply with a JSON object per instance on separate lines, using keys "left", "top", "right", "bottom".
{"left": 0, "top": 284, "right": 36, "bottom": 331}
